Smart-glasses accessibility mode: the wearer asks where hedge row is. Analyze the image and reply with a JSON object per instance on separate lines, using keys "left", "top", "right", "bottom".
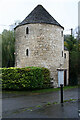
{"left": 0, "top": 67, "right": 50, "bottom": 90}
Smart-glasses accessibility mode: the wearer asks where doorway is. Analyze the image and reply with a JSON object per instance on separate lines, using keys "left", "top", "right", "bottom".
{"left": 64, "top": 70, "right": 67, "bottom": 86}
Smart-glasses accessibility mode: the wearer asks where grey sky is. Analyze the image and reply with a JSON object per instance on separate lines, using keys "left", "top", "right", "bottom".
{"left": 0, "top": 0, "right": 79, "bottom": 34}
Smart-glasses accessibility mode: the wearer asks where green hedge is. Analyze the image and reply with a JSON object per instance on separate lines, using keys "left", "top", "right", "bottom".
{"left": 0, "top": 67, "right": 50, "bottom": 90}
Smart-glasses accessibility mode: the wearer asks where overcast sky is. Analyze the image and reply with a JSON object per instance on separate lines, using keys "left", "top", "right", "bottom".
{"left": 0, "top": 0, "right": 79, "bottom": 34}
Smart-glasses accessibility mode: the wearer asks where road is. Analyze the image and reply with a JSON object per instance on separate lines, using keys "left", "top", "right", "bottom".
{"left": 2, "top": 88, "right": 79, "bottom": 118}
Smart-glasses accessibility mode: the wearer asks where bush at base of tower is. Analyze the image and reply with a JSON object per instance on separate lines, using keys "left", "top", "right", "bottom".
{"left": 0, "top": 67, "right": 50, "bottom": 90}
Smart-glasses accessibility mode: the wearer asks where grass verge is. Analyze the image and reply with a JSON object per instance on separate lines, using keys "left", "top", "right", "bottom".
{"left": 31, "top": 85, "right": 78, "bottom": 93}
{"left": 2, "top": 85, "right": 78, "bottom": 94}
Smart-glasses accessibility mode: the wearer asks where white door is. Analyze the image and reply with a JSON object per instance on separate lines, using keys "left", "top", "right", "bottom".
{"left": 58, "top": 71, "right": 64, "bottom": 87}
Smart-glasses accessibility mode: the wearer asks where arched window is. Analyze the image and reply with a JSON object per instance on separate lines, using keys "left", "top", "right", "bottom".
{"left": 64, "top": 53, "right": 66, "bottom": 59}
{"left": 26, "top": 27, "right": 29, "bottom": 34}
{"left": 26, "top": 49, "right": 29, "bottom": 56}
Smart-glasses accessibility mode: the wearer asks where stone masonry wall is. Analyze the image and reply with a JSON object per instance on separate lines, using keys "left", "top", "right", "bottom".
{"left": 64, "top": 50, "right": 69, "bottom": 85}
{"left": 15, "top": 23, "right": 64, "bottom": 87}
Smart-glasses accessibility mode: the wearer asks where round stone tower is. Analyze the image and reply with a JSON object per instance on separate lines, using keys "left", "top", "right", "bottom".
{"left": 14, "top": 5, "right": 64, "bottom": 87}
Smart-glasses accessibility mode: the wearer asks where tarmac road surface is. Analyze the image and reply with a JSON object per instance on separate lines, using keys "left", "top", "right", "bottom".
{"left": 2, "top": 87, "right": 79, "bottom": 118}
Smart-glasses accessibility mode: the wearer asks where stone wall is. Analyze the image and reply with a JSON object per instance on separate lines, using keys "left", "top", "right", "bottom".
{"left": 15, "top": 23, "right": 64, "bottom": 87}
{"left": 64, "top": 50, "right": 69, "bottom": 85}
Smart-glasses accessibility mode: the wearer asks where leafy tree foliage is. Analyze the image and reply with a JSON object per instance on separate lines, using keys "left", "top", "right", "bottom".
{"left": 77, "top": 30, "right": 80, "bottom": 85}
{"left": 64, "top": 35, "right": 78, "bottom": 51}
{"left": 64, "top": 35, "right": 78, "bottom": 85}
{"left": 0, "top": 34, "right": 2, "bottom": 67}
{"left": 2, "top": 30, "right": 15, "bottom": 67}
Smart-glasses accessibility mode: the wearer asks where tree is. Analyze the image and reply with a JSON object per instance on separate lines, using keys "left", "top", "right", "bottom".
{"left": 0, "top": 34, "right": 2, "bottom": 67}
{"left": 2, "top": 29, "right": 15, "bottom": 67}
{"left": 64, "top": 35, "right": 78, "bottom": 52}
{"left": 64, "top": 34, "right": 78, "bottom": 85}
{"left": 77, "top": 29, "right": 80, "bottom": 85}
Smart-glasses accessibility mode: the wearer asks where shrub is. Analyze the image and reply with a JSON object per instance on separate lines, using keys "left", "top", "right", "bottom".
{"left": 0, "top": 67, "right": 50, "bottom": 90}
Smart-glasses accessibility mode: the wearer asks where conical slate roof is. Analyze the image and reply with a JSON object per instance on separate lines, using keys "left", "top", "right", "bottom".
{"left": 16, "top": 5, "right": 64, "bottom": 29}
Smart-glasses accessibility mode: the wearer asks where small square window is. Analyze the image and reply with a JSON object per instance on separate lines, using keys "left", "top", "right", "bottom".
{"left": 61, "top": 31, "right": 63, "bottom": 37}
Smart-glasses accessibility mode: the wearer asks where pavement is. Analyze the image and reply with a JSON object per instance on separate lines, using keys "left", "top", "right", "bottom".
{"left": 1, "top": 87, "right": 79, "bottom": 119}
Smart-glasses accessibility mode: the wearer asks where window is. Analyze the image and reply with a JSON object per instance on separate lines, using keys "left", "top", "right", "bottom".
{"left": 64, "top": 53, "right": 66, "bottom": 59}
{"left": 26, "top": 49, "right": 29, "bottom": 56}
{"left": 26, "top": 27, "right": 29, "bottom": 34}
{"left": 62, "top": 51, "right": 63, "bottom": 57}
{"left": 61, "top": 31, "right": 63, "bottom": 37}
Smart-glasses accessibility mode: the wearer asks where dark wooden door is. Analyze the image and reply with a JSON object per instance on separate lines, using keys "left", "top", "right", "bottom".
{"left": 64, "top": 70, "right": 67, "bottom": 86}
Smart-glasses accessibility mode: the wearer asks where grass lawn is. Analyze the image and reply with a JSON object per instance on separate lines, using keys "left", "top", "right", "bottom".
{"left": 2, "top": 85, "right": 78, "bottom": 94}
{"left": 31, "top": 85, "right": 78, "bottom": 93}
